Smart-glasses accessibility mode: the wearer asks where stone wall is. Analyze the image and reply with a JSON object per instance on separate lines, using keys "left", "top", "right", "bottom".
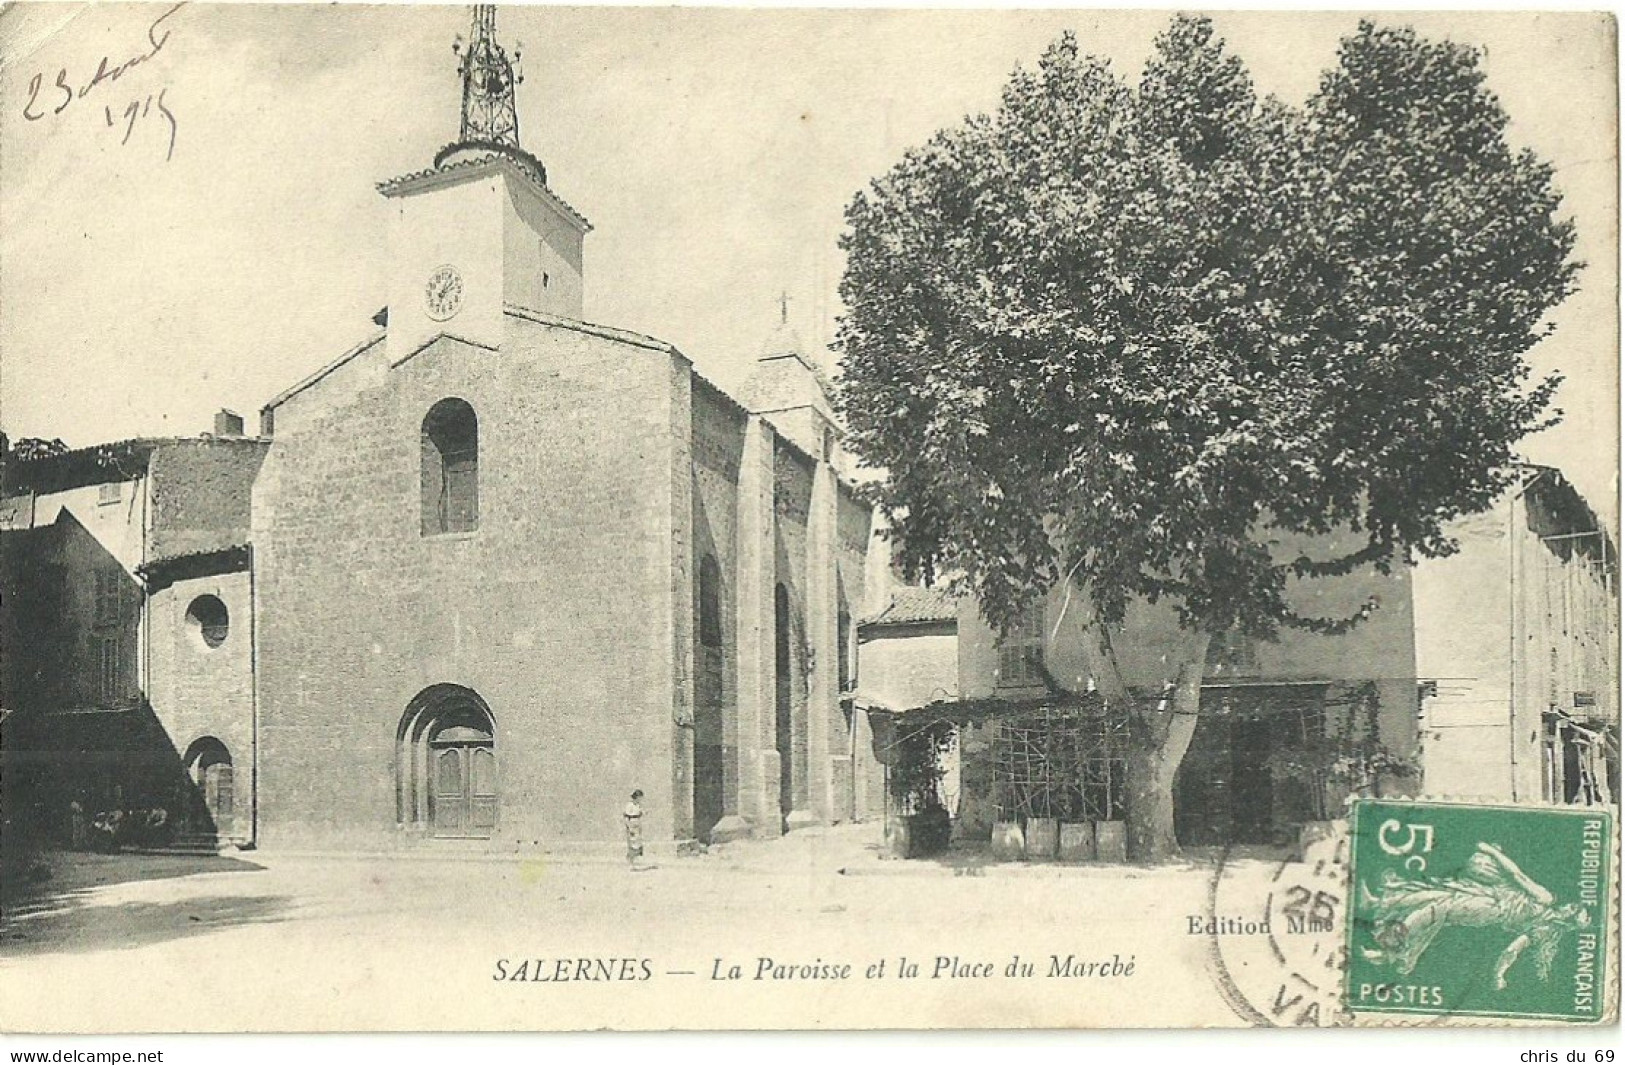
{"left": 690, "top": 380, "right": 745, "bottom": 840}
{"left": 147, "top": 440, "right": 268, "bottom": 561}
{"left": 772, "top": 441, "right": 814, "bottom": 824}
{"left": 147, "top": 570, "right": 256, "bottom": 842}
{"left": 254, "top": 315, "right": 683, "bottom": 851}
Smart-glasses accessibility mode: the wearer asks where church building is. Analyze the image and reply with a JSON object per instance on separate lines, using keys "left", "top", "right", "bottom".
{"left": 249, "top": 7, "right": 885, "bottom": 851}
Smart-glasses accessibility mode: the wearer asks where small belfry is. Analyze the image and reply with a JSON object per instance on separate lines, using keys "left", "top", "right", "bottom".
{"left": 744, "top": 293, "right": 841, "bottom": 463}
{"left": 457, "top": 6, "right": 519, "bottom": 146}
{"left": 438, "top": 4, "right": 546, "bottom": 182}
{"left": 379, "top": 3, "right": 591, "bottom": 362}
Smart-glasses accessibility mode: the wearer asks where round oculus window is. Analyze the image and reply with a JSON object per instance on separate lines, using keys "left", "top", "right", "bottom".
{"left": 186, "top": 594, "right": 229, "bottom": 649}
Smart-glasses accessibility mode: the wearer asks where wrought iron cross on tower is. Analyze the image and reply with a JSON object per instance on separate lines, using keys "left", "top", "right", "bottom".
{"left": 453, "top": 5, "right": 522, "bottom": 150}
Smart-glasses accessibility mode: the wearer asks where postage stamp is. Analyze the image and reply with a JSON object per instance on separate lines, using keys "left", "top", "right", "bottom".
{"left": 1345, "top": 800, "right": 1613, "bottom": 1022}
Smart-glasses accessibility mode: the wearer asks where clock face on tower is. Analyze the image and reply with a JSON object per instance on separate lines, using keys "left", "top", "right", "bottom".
{"left": 424, "top": 264, "right": 465, "bottom": 322}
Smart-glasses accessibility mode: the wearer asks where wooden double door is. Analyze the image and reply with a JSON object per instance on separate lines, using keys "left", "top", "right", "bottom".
{"left": 430, "top": 729, "right": 497, "bottom": 839}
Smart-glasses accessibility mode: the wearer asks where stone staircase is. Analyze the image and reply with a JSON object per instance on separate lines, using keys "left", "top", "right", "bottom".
{"left": 141, "top": 832, "right": 245, "bottom": 856}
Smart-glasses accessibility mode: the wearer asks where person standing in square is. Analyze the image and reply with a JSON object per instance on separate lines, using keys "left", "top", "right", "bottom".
{"left": 623, "top": 789, "right": 645, "bottom": 869}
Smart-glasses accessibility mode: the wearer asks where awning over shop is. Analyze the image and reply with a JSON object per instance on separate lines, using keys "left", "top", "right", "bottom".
{"left": 853, "top": 688, "right": 1107, "bottom": 724}
{"left": 854, "top": 680, "right": 1370, "bottom": 750}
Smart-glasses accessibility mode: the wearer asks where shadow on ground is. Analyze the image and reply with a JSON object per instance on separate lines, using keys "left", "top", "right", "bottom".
{"left": 903, "top": 841, "right": 1292, "bottom": 876}
{"left": 1, "top": 894, "right": 290, "bottom": 955}
{"left": 2, "top": 849, "right": 267, "bottom": 905}
{"left": 1, "top": 850, "right": 285, "bottom": 955}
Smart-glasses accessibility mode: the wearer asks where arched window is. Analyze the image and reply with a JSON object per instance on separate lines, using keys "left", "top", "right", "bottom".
{"left": 398, "top": 685, "right": 497, "bottom": 839}
{"left": 837, "top": 599, "right": 852, "bottom": 692}
{"left": 775, "top": 583, "right": 793, "bottom": 818}
{"left": 775, "top": 584, "right": 792, "bottom": 698}
{"left": 421, "top": 398, "right": 479, "bottom": 535}
{"left": 698, "top": 555, "right": 722, "bottom": 648}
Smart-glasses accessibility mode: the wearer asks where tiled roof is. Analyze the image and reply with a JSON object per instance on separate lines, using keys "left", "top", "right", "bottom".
{"left": 855, "top": 688, "right": 1103, "bottom": 720}
{"left": 138, "top": 543, "right": 252, "bottom": 591}
{"left": 138, "top": 543, "right": 251, "bottom": 574}
{"left": 262, "top": 332, "right": 385, "bottom": 412}
{"left": 861, "top": 585, "right": 960, "bottom": 627}
{"left": 1517, "top": 463, "right": 1617, "bottom": 564}
{"left": 376, "top": 150, "right": 591, "bottom": 232}
{"left": 504, "top": 304, "right": 676, "bottom": 355}
{"left": 2, "top": 437, "right": 184, "bottom": 496}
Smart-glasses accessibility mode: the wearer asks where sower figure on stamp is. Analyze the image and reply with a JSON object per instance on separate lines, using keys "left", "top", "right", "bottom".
{"left": 623, "top": 789, "right": 645, "bottom": 870}
{"left": 1360, "top": 841, "right": 1591, "bottom": 990}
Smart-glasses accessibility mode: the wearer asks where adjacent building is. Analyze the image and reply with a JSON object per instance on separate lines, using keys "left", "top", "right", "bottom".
{"left": 857, "top": 467, "right": 1619, "bottom": 855}
{"left": 1415, "top": 465, "right": 1618, "bottom": 805}
{"left": 0, "top": 419, "right": 267, "bottom": 846}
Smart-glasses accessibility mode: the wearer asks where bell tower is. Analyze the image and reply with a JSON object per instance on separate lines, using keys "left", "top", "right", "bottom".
{"left": 743, "top": 294, "right": 841, "bottom": 464}
{"left": 379, "top": 4, "right": 591, "bottom": 365}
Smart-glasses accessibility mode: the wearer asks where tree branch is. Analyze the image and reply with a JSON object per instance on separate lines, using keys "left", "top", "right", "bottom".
{"left": 1284, "top": 535, "right": 1394, "bottom": 579}
{"left": 1278, "top": 594, "right": 1381, "bottom": 636}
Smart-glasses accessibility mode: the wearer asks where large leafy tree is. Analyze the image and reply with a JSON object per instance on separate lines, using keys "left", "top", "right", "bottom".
{"left": 835, "top": 17, "right": 1578, "bottom": 859}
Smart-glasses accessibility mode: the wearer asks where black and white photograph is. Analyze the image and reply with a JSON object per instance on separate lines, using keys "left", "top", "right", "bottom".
{"left": 0, "top": 2, "right": 1616, "bottom": 1037}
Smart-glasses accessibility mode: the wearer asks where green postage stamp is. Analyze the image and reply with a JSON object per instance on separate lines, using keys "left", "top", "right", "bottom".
{"left": 1346, "top": 800, "right": 1612, "bottom": 1022}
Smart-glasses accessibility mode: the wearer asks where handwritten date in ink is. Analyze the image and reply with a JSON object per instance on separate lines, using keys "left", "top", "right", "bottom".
{"left": 20, "top": 3, "right": 181, "bottom": 161}
{"left": 103, "top": 88, "right": 177, "bottom": 161}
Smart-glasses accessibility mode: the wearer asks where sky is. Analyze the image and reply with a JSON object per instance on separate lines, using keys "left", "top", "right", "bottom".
{"left": 0, "top": 5, "right": 1616, "bottom": 528}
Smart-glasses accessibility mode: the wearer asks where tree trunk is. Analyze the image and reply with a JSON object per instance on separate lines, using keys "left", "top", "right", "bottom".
{"left": 1062, "top": 583, "right": 1212, "bottom": 863}
{"left": 1122, "top": 654, "right": 1207, "bottom": 862}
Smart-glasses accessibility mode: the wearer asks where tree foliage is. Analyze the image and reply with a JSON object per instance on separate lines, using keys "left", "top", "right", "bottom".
{"left": 835, "top": 16, "right": 1578, "bottom": 648}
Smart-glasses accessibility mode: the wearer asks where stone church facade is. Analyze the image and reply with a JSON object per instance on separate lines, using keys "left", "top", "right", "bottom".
{"left": 247, "top": 9, "right": 884, "bottom": 851}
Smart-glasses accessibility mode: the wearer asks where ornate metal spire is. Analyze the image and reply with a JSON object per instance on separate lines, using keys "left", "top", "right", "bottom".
{"left": 437, "top": 5, "right": 547, "bottom": 182}
{"left": 455, "top": 5, "right": 520, "bottom": 147}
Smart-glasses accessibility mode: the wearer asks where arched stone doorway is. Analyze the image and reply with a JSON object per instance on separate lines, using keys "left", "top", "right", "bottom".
{"left": 183, "top": 736, "right": 234, "bottom": 838}
{"left": 398, "top": 685, "right": 497, "bottom": 839}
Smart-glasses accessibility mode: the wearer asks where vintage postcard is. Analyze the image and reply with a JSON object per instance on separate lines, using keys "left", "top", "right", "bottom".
{"left": 0, "top": 4, "right": 1617, "bottom": 1034}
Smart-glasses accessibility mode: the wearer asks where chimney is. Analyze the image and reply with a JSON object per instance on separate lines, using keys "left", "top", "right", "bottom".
{"left": 214, "top": 409, "right": 245, "bottom": 438}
